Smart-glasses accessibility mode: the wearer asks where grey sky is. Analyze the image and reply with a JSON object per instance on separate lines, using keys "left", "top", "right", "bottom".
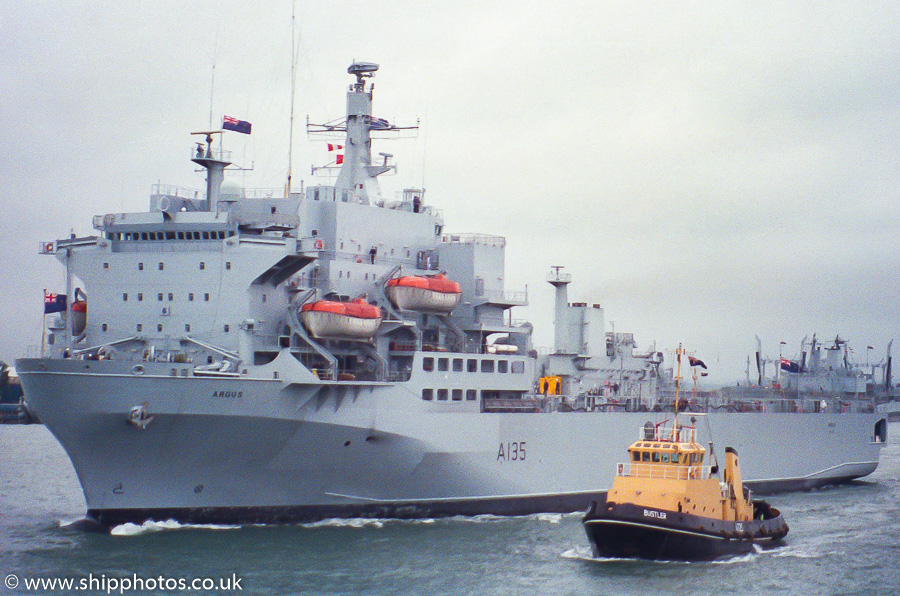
{"left": 1, "top": 1, "right": 898, "bottom": 382}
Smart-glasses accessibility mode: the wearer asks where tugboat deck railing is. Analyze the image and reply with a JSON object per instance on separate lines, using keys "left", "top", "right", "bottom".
{"left": 617, "top": 462, "right": 713, "bottom": 481}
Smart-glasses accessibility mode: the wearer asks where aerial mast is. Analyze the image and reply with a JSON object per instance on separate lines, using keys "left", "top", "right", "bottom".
{"left": 285, "top": 1, "right": 300, "bottom": 197}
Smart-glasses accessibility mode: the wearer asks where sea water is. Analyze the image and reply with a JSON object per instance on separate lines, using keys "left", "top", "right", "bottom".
{"left": 2, "top": 423, "right": 899, "bottom": 595}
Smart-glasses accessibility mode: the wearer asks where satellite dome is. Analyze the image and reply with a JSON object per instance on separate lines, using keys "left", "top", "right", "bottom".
{"left": 220, "top": 179, "right": 243, "bottom": 202}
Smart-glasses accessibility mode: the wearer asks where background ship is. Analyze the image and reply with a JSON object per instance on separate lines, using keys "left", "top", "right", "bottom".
{"left": 16, "top": 63, "right": 887, "bottom": 527}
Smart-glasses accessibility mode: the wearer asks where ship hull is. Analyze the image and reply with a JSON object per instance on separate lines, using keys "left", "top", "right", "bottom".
{"left": 583, "top": 500, "right": 789, "bottom": 561}
{"left": 16, "top": 358, "right": 885, "bottom": 528}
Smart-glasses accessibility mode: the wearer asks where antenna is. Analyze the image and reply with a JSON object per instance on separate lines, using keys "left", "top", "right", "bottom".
{"left": 285, "top": 1, "right": 300, "bottom": 197}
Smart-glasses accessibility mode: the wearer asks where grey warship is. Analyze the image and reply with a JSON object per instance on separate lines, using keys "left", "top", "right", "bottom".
{"left": 17, "top": 63, "right": 887, "bottom": 527}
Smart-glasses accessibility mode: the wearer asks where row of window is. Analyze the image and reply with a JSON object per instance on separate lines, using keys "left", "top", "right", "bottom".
{"left": 124, "top": 292, "right": 211, "bottom": 302}
{"left": 103, "top": 261, "right": 231, "bottom": 271}
{"left": 107, "top": 230, "right": 234, "bottom": 242}
{"left": 423, "top": 357, "right": 525, "bottom": 374}
{"left": 631, "top": 450, "right": 703, "bottom": 465}
{"left": 98, "top": 323, "right": 231, "bottom": 334}
{"left": 422, "top": 388, "right": 478, "bottom": 401}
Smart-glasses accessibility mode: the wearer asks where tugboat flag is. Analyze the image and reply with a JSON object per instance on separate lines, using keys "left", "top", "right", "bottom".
{"left": 327, "top": 144, "right": 343, "bottom": 151}
{"left": 222, "top": 116, "right": 252, "bottom": 134}
{"left": 336, "top": 154, "right": 344, "bottom": 165}
{"left": 43, "top": 290, "right": 67, "bottom": 314}
{"left": 688, "top": 356, "right": 707, "bottom": 369}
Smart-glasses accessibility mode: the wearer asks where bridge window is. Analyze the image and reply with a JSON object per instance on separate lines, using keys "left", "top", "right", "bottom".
{"left": 423, "top": 357, "right": 434, "bottom": 372}
{"left": 498, "top": 360, "right": 508, "bottom": 373}
{"left": 672, "top": 453, "right": 680, "bottom": 463}
{"left": 438, "top": 358, "right": 448, "bottom": 372}
{"left": 453, "top": 358, "right": 463, "bottom": 372}
{"left": 652, "top": 452, "right": 661, "bottom": 463}
{"left": 481, "top": 360, "right": 494, "bottom": 373}
{"left": 661, "top": 453, "right": 670, "bottom": 463}
{"left": 467, "top": 359, "right": 477, "bottom": 373}
{"left": 632, "top": 452, "right": 640, "bottom": 462}
{"left": 641, "top": 452, "right": 650, "bottom": 462}
{"left": 511, "top": 361, "right": 525, "bottom": 374}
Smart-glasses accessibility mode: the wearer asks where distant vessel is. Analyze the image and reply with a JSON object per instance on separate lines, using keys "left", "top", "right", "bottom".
{"left": 0, "top": 363, "right": 33, "bottom": 424}
{"left": 16, "top": 62, "right": 887, "bottom": 528}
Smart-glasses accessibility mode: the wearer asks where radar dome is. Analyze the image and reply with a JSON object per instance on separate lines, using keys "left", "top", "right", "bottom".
{"left": 220, "top": 179, "right": 243, "bottom": 202}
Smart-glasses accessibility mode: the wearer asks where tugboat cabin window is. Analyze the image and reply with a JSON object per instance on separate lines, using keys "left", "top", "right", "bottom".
{"left": 641, "top": 452, "right": 650, "bottom": 462}
{"left": 671, "top": 453, "right": 679, "bottom": 463}
{"left": 632, "top": 452, "right": 640, "bottom": 462}
{"left": 652, "top": 452, "right": 661, "bottom": 463}
{"left": 661, "top": 453, "right": 670, "bottom": 463}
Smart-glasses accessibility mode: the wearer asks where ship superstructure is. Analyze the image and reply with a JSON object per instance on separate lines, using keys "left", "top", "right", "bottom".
{"left": 17, "top": 63, "right": 887, "bottom": 527}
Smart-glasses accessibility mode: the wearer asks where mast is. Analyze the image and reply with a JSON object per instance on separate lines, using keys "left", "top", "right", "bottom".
{"left": 285, "top": 1, "right": 299, "bottom": 197}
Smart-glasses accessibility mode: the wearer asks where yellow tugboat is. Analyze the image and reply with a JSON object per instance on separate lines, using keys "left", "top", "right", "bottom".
{"left": 582, "top": 347, "right": 789, "bottom": 561}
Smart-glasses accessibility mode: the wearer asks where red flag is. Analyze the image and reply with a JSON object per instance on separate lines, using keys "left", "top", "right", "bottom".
{"left": 327, "top": 144, "right": 343, "bottom": 151}
{"left": 336, "top": 154, "right": 344, "bottom": 165}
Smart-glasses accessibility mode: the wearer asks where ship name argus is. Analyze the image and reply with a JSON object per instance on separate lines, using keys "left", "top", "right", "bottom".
{"left": 212, "top": 390, "right": 243, "bottom": 398}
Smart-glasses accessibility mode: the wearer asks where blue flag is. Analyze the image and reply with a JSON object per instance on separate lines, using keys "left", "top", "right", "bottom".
{"left": 44, "top": 291, "right": 67, "bottom": 314}
{"left": 223, "top": 116, "right": 251, "bottom": 134}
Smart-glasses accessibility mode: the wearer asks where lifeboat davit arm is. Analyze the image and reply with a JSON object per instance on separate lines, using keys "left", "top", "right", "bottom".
{"left": 287, "top": 291, "right": 338, "bottom": 378}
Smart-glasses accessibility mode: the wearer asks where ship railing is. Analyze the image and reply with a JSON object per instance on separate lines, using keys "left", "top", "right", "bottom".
{"left": 463, "top": 316, "right": 528, "bottom": 327}
{"left": 190, "top": 147, "right": 231, "bottom": 162}
{"left": 482, "top": 396, "right": 545, "bottom": 413}
{"left": 617, "top": 462, "right": 713, "bottom": 481}
{"left": 474, "top": 289, "right": 529, "bottom": 305}
{"left": 636, "top": 425, "right": 696, "bottom": 443}
{"left": 387, "top": 370, "right": 412, "bottom": 382}
{"left": 152, "top": 183, "right": 203, "bottom": 200}
{"left": 441, "top": 233, "right": 506, "bottom": 248}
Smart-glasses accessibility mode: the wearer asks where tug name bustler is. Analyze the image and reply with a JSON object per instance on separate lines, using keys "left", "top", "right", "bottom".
{"left": 644, "top": 509, "right": 667, "bottom": 520}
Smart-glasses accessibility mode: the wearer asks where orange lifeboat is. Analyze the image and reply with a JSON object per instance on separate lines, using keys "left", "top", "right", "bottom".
{"left": 386, "top": 274, "right": 461, "bottom": 313}
{"left": 299, "top": 298, "right": 382, "bottom": 340}
{"left": 72, "top": 300, "right": 87, "bottom": 334}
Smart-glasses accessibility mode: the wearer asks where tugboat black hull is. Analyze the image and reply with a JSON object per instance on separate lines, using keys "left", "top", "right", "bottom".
{"left": 582, "top": 499, "right": 788, "bottom": 561}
